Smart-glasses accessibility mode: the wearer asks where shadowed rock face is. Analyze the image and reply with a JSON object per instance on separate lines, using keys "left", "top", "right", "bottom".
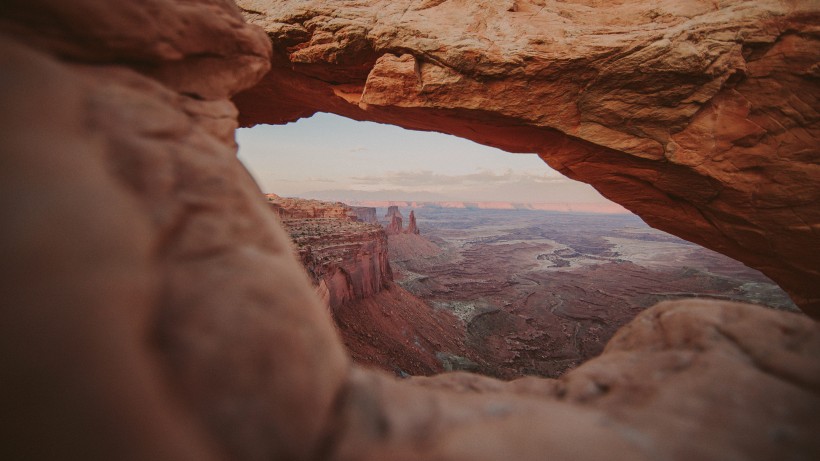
{"left": 350, "top": 206, "right": 377, "bottom": 223}
{"left": 271, "top": 197, "right": 394, "bottom": 309}
{"left": 384, "top": 205, "right": 403, "bottom": 220}
{"left": 270, "top": 197, "right": 462, "bottom": 376}
{"left": 0, "top": 1, "right": 819, "bottom": 461}
{"left": 233, "top": 0, "right": 820, "bottom": 317}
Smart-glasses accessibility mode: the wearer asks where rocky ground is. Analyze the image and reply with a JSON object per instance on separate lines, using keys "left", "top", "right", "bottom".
{"left": 388, "top": 207, "right": 798, "bottom": 378}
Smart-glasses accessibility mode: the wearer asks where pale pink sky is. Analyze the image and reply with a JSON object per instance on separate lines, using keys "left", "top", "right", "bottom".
{"left": 237, "top": 113, "right": 621, "bottom": 207}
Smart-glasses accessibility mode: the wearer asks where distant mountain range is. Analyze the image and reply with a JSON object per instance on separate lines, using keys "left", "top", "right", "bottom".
{"left": 350, "top": 200, "right": 629, "bottom": 214}
{"left": 297, "top": 190, "right": 629, "bottom": 214}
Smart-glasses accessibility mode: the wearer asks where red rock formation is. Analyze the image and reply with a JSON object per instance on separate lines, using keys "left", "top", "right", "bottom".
{"left": 1, "top": 1, "right": 819, "bottom": 461}
{"left": 265, "top": 196, "right": 391, "bottom": 307}
{"left": 405, "top": 210, "right": 420, "bottom": 235}
{"left": 0, "top": 2, "right": 349, "bottom": 460}
{"left": 266, "top": 194, "right": 353, "bottom": 220}
{"left": 384, "top": 205, "right": 403, "bottom": 220}
{"left": 284, "top": 217, "right": 392, "bottom": 309}
{"left": 385, "top": 214, "right": 403, "bottom": 236}
{"left": 273, "top": 197, "right": 464, "bottom": 375}
{"left": 234, "top": 0, "right": 820, "bottom": 317}
{"left": 350, "top": 206, "right": 377, "bottom": 223}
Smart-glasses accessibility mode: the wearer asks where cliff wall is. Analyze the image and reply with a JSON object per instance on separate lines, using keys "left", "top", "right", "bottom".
{"left": 274, "top": 197, "right": 464, "bottom": 376}
{"left": 285, "top": 217, "right": 392, "bottom": 309}
{"left": 350, "top": 206, "right": 377, "bottom": 223}
{"left": 265, "top": 195, "right": 393, "bottom": 308}
{"left": 266, "top": 194, "right": 354, "bottom": 220}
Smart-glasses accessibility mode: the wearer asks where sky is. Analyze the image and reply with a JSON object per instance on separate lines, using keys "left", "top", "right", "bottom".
{"left": 236, "top": 112, "right": 618, "bottom": 205}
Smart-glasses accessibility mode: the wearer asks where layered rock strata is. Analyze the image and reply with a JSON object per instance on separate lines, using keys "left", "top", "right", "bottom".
{"left": 266, "top": 193, "right": 354, "bottom": 220}
{"left": 286, "top": 218, "right": 391, "bottom": 309}
{"left": 384, "top": 205, "right": 403, "bottom": 220}
{"left": 270, "top": 196, "right": 464, "bottom": 375}
{"left": 269, "top": 196, "right": 393, "bottom": 308}
{"left": 0, "top": 1, "right": 818, "bottom": 461}
{"left": 234, "top": 0, "right": 820, "bottom": 317}
{"left": 384, "top": 208, "right": 421, "bottom": 235}
{"left": 1, "top": 2, "right": 348, "bottom": 459}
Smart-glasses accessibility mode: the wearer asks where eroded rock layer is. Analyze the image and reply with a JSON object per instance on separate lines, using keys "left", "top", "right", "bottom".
{"left": 268, "top": 196, "right": 393, "bottom": 308}
{"left": 350, "top": 206, "right": 378, "bottom": 223}
{"left": 233, "top": 0, "right": 820, "bottom": 317}
{"left": 269, "top": 195, "right": 463, "bottom": 375}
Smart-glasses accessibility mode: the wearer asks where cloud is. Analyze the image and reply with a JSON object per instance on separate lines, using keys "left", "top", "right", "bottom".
{"left": 350, "top": 169, "right": 567, "bottom": 189}
{"left": 270, "top": 177, "right": 337, "bottom": 183}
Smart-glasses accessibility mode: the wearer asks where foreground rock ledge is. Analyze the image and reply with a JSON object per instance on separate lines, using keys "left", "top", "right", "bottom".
{"left": 233, "top": 0, "right": 820, "bottom": 317}
{"left": 0, "top": 1, "right": 818, "bottom": 460}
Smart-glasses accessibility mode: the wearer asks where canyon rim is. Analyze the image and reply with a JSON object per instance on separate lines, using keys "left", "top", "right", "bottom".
{"left": 1, "top": 1, "right": 819, "bottom": 461}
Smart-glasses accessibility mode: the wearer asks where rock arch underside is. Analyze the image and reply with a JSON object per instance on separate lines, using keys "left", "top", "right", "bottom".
{"left": 0, "top": 1, "right": 818, "bottom": 460}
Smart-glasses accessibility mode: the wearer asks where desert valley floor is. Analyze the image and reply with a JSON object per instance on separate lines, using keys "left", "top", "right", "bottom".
{"left": 385, "top": 207, "right": 796, "bottom": 378}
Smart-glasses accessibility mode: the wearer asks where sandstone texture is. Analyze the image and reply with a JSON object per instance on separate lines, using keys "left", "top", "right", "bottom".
{"left": 397, "top": 301, "right": 820, "bottom": 461}
{"left": 269, "top": 196, "right": 393, "bottom": 308}
{"left": 234, "top": 0, "right": 820, "bottom": 317}
{"left": 266, "top": 193, "right": 354, "bottom": 220}
{"left": 1, "top": 1, "right": 819, "bottom": 461}
{"left": 350, "top": 205, "right": 378, "bottom": 223}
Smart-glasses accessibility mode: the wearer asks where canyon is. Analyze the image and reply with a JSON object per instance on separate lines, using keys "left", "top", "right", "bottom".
{"left": 388, "top": 206, "right": 797, "bottom": 378}
{"left": 0, "top": 1, "right": 818, "bottom": 461}
{"left": 268, "top": 196, "right": 791, "bottom": 382}
{"left": 266, "top": 195, "right": 464, "bottom": 375}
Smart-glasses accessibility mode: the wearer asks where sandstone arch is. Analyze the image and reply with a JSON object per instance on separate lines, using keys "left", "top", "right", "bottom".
{"left": 0, "top": 1, "right": 818, "bottom": 460}
{"left": 233, "top": 0, "right": 820, "bottom": 317}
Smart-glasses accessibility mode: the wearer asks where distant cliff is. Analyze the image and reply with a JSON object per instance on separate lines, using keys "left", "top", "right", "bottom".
{"left": 405, "top": 210, "right": 420, "bottom": 235}
{"left": 384, "top": 205, "right": 403, "bottom": 220}
{"left": 267, "top": 195, "right": 464, "bottom": 375}
{"left": 384, "top": 207, "right": 421, "bottom": 235}
{"left": 268, "top": 195, "right": 393, "bottom": 309}
{"left": 265, "top": 193, "right": 353, "bottom": 220}
{"left": 350, "top": 206, "right": 377, "bottom": 223}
